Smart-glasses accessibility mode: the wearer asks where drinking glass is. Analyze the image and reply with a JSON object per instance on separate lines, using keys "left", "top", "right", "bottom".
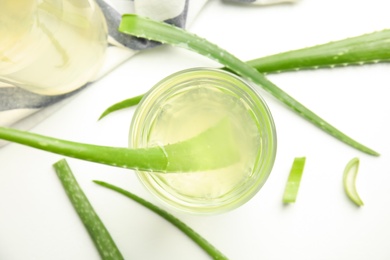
{"left": 130, "top": 68, "right": 277, "bottom": 214}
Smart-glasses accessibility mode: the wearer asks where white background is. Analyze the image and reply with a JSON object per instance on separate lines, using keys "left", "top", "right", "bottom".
{"left": 1, "top": 0, "right": 390, "bottom": 259}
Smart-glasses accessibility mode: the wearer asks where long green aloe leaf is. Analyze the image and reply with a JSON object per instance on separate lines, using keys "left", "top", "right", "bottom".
{"left": 247, "top": 29, "right": 390, "bottom": 73}
{"left": 93, "top": 180, "right": 228, "bottom": 260}
{"left": 0, "top": 118, "right": 239, "bottom": 172}
{"left": 99, "top": 29, "right": 390, "bottom": 119}
{"left": 53, "top": 159, "right": 124, "bottom": 260}
{"left": 118, "top": 14, "right": 378, "bottom": 156}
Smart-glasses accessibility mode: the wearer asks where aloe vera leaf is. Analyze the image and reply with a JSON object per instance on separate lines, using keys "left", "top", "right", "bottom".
{"left": 0, "top": 126, "right": 167, "bottom": 171}
{"left": 93, "top": 180, "right": 228, "bottom": 260}
{"left": 343, "top": 157, "right": 364, "bottom": 206}
{"left": 100, "top": 30, "right": 390, "bottom": 119}
{"left": 98, "top": 94, "right": 143, "bottom": 120}
{"left": 282, "top": 157, "right": 306, "bottom": 204}
{"left": 247, "top": 29, "right": 390, "bottom": 73}
{"left": 118, "top": 14, "right": 379, "bottom": 156}
{"left": 53, "top": 159, "right": 124, "bottom": 260}
{"left": 0, "top": 118, "right": 238, "bottom": 172}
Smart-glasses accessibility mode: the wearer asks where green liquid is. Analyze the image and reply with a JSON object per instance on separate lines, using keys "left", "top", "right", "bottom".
{"left": 145, "top": 85, "right": 261, "bottom": 201}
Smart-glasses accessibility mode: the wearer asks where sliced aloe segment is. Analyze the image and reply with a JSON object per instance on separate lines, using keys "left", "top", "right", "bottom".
{"left": 118, "top": 14, "right": 378, "bottom": 156}
{"left": 343, "top": 157, "right": 364, "bottom": 206}
{"left": 282, "top": 157, "right": 306, "bottom": 204}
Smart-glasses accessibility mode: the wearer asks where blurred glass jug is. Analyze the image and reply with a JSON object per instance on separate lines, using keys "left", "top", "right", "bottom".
{"left": 0, "top": 0, "right": 107, "bottom": 95}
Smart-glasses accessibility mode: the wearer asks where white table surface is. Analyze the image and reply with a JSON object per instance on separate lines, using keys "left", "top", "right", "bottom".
{"left": 1, "top": 0, "right": 390, "bottom": 259}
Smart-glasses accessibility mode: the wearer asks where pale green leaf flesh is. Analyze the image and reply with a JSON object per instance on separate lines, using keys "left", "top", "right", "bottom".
{"left": 53, "top": 159, "right": 124, "bottom": 260}
{"left": 118, "top": 14, "right": 379, "bottom": 156}
{"left": 93, "top": 180, "right": 229, "bottom": 260}
{"left": 0, "top": 118, "right": 238, "bottom": 173}
{"left": 343, "top": 157, "right": 364, "bottom": 206}
{"left": 282, "top": 157, "right": 306, "bottom": 203}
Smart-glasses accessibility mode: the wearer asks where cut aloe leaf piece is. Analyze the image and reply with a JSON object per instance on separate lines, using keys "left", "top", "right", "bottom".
{"left": 118, "top": 14, "right": 379, "bottom": 156}
{"left": 282, "top": 157, "right": 306, "bottom": 204}
{"left": 53, "top": 159, "right": 124, "bottom": 260}
{"left": 343, "top": 157, "right": 364, "bottom": 206}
